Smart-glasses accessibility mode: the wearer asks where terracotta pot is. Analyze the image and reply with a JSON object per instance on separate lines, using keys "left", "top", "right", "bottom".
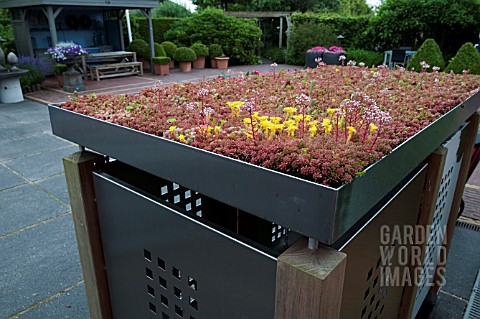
{"left": 56, "top": 74, "right": 64, "bottom": 87}
{"left": 192, "top": 56, "right": 206, "bottom": 69}
{"left": 139, "top": 57, "right": 150, "bottom": 70}
{"left": 154, "top": 63, "right": 170, "bottom": 76}
{"left": 215, "top": 57, "right": 229, "bottom": 69}
{"left": 178, "top": 61, "right": 192, "bottom": 73}
{"left": 169, "top": 59, "right": 175, "bottom": 69}
{"left": 210, "top": 57, "right": 217, "bottom": 68}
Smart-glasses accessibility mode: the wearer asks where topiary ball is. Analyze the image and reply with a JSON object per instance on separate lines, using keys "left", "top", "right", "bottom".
{"left": 154, "top": 43, "right": 166, "bottom": 57}
{"left": 208, "top": 44, "right": 223, "bottom": 58}
{"left": 173, "top": 47, "right": 197, "bottom": 62}
{"left": 445, "top": 42, "right": 480, "bottom": 75}
{"left": 407, "top": 38, "right": 445, "bottom": 72}
{"left": 127, "top": 39, "right": 150, "bottom": 60}
{"left": 190, "top": 42, "right": 209, "bottom": 57}
{"left": 160, "top": 41, "right": 178, "bottom": 59}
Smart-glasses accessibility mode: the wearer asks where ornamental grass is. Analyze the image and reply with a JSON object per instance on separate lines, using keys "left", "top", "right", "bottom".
{"left": 61, "top": 65, "right": 480, "bottom": 187}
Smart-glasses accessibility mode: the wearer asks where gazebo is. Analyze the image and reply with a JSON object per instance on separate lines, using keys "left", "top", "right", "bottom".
{"left": 0, "top": 0, "right": 160, "bottom": 73}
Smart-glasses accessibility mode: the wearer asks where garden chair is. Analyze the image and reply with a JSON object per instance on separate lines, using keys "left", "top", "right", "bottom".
{"left": 389, "top": 49, "right": 406, "bottom": 69}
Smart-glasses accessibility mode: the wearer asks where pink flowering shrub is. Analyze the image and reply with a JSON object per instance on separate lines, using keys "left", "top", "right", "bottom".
{"left": 61, "top": 66, "right": 480, "bottom": 187}
{"left": 327, "top": 46, "right": 345, "bottom": 53}
{"left": 307, "top": 46, "right": 328, "bottom": 53}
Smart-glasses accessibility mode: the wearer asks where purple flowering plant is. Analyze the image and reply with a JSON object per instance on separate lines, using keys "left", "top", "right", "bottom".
{"left": 45, "top": 41, "right": 89, "bottom": 61}
{"left": 307, "top": 46, "right": 328, "bottom": 53}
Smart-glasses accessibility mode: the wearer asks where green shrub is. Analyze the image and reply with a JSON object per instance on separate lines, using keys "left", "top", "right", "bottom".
{"left": 53, "top": 63, "right": 68, "bottom": 75}
{"left": 286, "top": 21, "right": 338, "bottom": 65}
{"left": 291, "top": 13, "right": 371, "bottom": 50}
{"left": 190, "top": 42, "right": 209, "bottom": 57}
{"left": 160, "top": 41, "right": 177, "bottom": 59}
{"left": 153, "top": 56, "right": 171, "bottom": 64}
{"left": 127, "top": 39, "right": 150, "bottom": 60}
{"left": 445, "top": 42, "right": 480, "bottom": 75}
{"left": 164, "top": 9, "right": 261, "bottom": 65}
{"left": 346, "top": 49, "right": 383, "bottom": 67}
{"left": 208, "top": 44, "right": 223, "bottom": 58}
{"left": 407, "top": 38, "right": 445, "bottom": 72}
{"left": 262, "top": 47, "right": 286, "bottom": 64}
{"left": 128, "top": 17, "right": 181, "bottom": 44}
{"left": 173, "top": 47, "right": 197, "bottom": 62}
{"left": 154, "top": 42, "right": 166, "bottom": 57}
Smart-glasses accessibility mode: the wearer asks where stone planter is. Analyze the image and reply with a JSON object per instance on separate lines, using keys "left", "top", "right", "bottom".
{"left": 193, "top": 56, "right": 206, "bottom": 69}
{"left": 215, "top": 57, "right": 229, "bottom": 69}
{"left": 323, "top": 52, "right": 346, "bottom": 66}
{"left": 178, "top": 61, "right": 192, "bottom": 73}
{"left": 305, "top": 51, "right": 323, "bottom": 68}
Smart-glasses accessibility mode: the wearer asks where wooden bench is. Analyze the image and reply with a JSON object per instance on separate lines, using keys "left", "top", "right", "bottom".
{"left": 90, "top": 61, "right": 143, "bottom": 81}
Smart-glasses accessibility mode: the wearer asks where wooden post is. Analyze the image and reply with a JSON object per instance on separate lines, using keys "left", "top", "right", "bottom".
{"left": 279, "top": 17, "right": 283, "bottom": 48}
{"left": 63, "top": 151, "right": 113, "bottom": 319}
{"left": 430, "top": 111, "right": 480, "bottom": 294}
{"left": 398, "top": 147, "right": 448, "bottom": 319}
{"left": 275, "top": 238, "right": 347, "bottom": 319}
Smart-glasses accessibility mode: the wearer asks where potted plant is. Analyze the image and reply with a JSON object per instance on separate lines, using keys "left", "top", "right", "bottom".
{"left": 215, "top": 54, "right": 230, "bottom": 69}
{"left": 153, "top": 56, "right": 171, "bottom": 76}
{"left": 208, "top": 44, "right": 223, "bottom": 68}
{"left": 53, "top": 63, "right": 67, "bottom": 87}
{"left": 45, "top": 41, "right": 88, "bottom": 92}
{"left": 128, "top": 39, "right": 150, "bottom": 69}
{"left": 305, "top": 46, "right": 327, "bottom": 68}
{"left": 161, "top": 41, "right": 178, "bottom": 69}
{"left": 322, "top": 46, "right": 346, "bottom": 66}
{"left": 173, "top": 47, "right": 197, "bottom": 73}
{"left": 191, "top": 42, "right": 209, "bottom": 69}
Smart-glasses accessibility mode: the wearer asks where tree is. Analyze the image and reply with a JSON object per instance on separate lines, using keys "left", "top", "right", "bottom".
{"left": 154, "top": 1, "right": 192, "bottom": 18}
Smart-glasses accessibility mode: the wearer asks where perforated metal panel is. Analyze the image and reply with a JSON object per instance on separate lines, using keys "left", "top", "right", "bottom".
{"left": 412, "top": 127, "right": 466, "bottom": 317}
{"left": 93, "top": 171, "right": 278, "bottom": 319}
{"left": 339, "top": 166, "right": 428, "bottom": 319}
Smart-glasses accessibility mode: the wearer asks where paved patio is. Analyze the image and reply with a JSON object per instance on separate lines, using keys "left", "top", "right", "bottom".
{"left": 1, "top": 63, "right": 479, "bottom": 318}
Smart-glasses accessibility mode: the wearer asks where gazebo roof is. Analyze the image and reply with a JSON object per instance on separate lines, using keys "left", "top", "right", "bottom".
{"left": 0, "top": 0, "right": 160, "bottom": 9}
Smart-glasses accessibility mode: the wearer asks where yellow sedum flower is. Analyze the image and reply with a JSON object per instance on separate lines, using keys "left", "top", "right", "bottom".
{"left": 226, "top": 101, "right": 244, "bottom": 117}
{"left": 369, "top": 123, "right": 378, "bottom": 134}
{"left": 322, "top": 119, "right": 332, "bottom": 136}
{"left": 270, "top": 116, "right": 282, "bottom": 124}
{"left": 309, "top": 126, "right": 317, "bottom": 137}
{"left": 179, "top": 134, "right": 185, "bottom": 142}
{"left": 327, "top": 108, "right": 338, "bottom": 116}
{"left": 169, "top": 126, "right": 176, "bottom": 132}
{"left": 347, "top": 126, "right": 356, "bottom": 141}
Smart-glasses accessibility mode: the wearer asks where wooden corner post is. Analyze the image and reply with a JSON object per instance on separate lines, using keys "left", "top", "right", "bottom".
{"left": 275, "top": 238, "right": 347, "bottom": 319}
{"left": 63, "top": 151, "right": 112, "bottom": 319}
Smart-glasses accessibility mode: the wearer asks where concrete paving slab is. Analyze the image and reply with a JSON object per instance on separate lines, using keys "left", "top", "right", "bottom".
{"left": 431, "top": 292, "right": 468, "bottom": 318}
{"left": 4, "top": 145, "right": 78, "bottom": 182}
{"left": 441, "top": 226, "right": 480, "bottom": 300}
{"left": 18, "top": 283, "right": 89, "bottom": 319}
{"left": 36, "top": 173, "right": 70, "bottom": 205}
{"left": 0, "top": 164, "right": 25, "bottom": 191}
{"left": 0, "top": 133, "right": 71, "bottom": 161}
{"left": 0, "top": 183, "right": 69, "bottom": 237}
{"left": 3, "top": 107, "right": 50, "bottom": 123}
{"left": 0, "top": 121, "right": 45, "bottom": 141}
{"left": 0, "top": 213, "right": 85, "bottom": 319}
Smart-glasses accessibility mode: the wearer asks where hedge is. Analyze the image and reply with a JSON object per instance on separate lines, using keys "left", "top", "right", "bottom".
{"left": 291, "top": 13, "right": 371, "bottom": 50}
{"left": 126, "top": 17, "right": 181, "bottom": 44}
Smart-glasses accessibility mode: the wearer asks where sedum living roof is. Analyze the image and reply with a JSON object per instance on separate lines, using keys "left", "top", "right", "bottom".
{"left": 0, "top": 0, "right": 160, "bottom": 9}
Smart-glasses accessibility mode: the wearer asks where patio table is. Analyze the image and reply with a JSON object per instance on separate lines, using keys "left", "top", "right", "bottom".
{"left": 81, "top": 51, "right": 138, "bottom": 80}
